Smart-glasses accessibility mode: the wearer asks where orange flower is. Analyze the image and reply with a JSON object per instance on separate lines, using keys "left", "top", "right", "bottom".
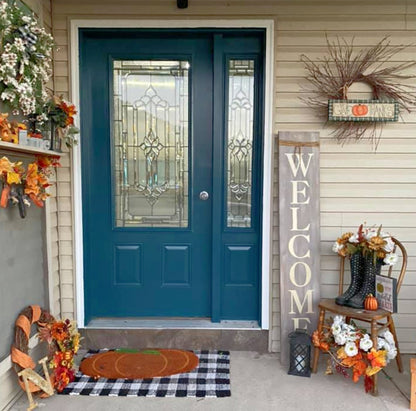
{"left": 352, "top": 360, "right": 367, "bottom": 382}
{"left": 376, "top": 250, "right": 386, "bottom": 259}
{"left": 312, "top": 330, "right": 322, "bottom": 347}
{"left": 368, "top": 236, "right": 386, "bottom": 252}
{"left": 341, "top": 351, "right": 362, "bottom": 368}
{"left": 338, "top": 232, "right": 353, "bottom": 244}
{"left": 337, "top": 347, "right": 348, "bottom": 360}
{"left": 367, "top": 349, "right": 386, "bottom": 369}
{"left": 51, "top": 321, "right": 69, "bottom": 342}
{"left": 60, "top": 101, "right": 77, "bottom": 126}
{"left": 320, "top": 342, "right": 330, "bottom": 352}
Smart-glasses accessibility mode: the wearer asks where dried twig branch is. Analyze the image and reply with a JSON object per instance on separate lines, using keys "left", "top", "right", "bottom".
{"left": 300, "top": 36, "right": 416, "bottom": 146}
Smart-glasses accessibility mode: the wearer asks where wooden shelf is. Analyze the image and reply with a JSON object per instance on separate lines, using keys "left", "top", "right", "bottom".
{"left": 0, "top": 140, "right": 64, "bottom": 157}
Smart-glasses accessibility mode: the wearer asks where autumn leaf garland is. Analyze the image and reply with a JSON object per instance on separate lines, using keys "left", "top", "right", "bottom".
{"left": 0, "top": 154, "right": 60, "bottom": 209}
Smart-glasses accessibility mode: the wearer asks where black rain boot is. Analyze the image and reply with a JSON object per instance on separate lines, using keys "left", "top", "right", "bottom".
{"left": 345, "top": 254, "right": 382, "bottom": 309}
{"left": 335, "top": 253, "right": 365, "bottom": 306}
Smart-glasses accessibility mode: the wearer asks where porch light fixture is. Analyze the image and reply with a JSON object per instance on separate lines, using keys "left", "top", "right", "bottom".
{"left": 177, "top": 0, "right": 188, "bottom": 8}
{"left": 288, "top": 329, "right": 312, "bottom": 377}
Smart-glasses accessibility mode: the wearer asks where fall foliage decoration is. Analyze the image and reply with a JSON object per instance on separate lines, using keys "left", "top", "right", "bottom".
{"left": 301, "top": 36, "right": 416, "bottom": 146}
{"left": 332, "top": 224, "right": 398, "bottom": 266}
{"left": 11, "top": 306, "right": 55, "bottom": 394}
{"left": 312, "top": 315, "right": 396, "bottom": 393}
{"left": 11, "top": 305, "right": 81, "bottom": 395}
{"left": 0, "top": 112, "right": 26, "bottom": 143}
{"left": 38, "top": 318, "right": 81, "bottom": 392}
{"left": 44, "top": 95, "right": 79, "bottom": 148}
{"left": 364, "top": 294, "right": 379, "bottom": 311}
{"left": 0, "top": 155, "right": 60, "bottom": 217}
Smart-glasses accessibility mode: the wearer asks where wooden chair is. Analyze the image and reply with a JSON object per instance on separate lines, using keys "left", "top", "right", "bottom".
{"left": 311, "top": 237, "right": 408, "bottom": 395}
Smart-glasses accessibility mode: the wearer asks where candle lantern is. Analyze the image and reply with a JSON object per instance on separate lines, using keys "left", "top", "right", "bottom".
{"left": 288, "top": 329, "right": 311, "bottom": 377}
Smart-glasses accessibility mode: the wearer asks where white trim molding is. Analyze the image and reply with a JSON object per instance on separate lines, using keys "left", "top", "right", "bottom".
{"left": 70, "top": 19, "right": 274, "bottom": 330}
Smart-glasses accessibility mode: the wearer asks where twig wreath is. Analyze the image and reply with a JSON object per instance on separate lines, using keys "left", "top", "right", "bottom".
{"left": 11, "top": 305, "right": 81, "bottom": 397}
{"left": 301, "top": 36, "right": 416, "bottom": 146}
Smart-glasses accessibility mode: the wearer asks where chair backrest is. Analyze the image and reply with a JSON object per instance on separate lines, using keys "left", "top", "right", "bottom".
{"left": 338, "top": 237, "right": 408, "bottom": 296}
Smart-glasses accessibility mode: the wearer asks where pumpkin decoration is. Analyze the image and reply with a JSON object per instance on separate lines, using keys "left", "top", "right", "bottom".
{"left": 364, "top": 294, "right": 378, "bottom": 311}
{"left": 80, "top": 349, "right": 199, "bottom": 380}
{"left": 352, "top": 104, "right": 369, "bottom": 117}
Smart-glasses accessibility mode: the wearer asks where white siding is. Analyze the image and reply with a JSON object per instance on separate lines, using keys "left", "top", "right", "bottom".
{"left": 51, "top": 0, "right": 416, "bottom": 353}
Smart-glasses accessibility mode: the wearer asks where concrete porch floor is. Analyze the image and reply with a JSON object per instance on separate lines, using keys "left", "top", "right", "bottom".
{"left": 11, "top": 352, "right": 413, "bottom": 411}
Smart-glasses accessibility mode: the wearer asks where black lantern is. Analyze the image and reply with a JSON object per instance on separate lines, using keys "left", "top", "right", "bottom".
{"left": 288, "top": 329, "right": 311, "bottom": 377}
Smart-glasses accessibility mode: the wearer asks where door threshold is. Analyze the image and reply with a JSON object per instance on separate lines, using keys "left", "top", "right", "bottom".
{"left": 86, "top": 318, "right": 261, "bottom": 330}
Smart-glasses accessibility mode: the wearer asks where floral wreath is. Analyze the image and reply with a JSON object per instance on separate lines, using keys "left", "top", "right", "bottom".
{"left": 11, "top": 305, "right": 81, "bottom": 394}
{"left": 313, "top": 315, "right": 397, "bottom": 393}
{"left": 0, "top": 1, "right": 54, "bottom": 117}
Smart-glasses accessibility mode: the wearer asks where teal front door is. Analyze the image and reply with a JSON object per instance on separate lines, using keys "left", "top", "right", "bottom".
{"left": 80, "top": 29, "right": 264, "bottom": 324}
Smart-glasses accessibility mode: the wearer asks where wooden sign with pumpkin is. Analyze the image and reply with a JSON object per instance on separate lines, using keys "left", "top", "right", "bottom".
{"left": 328, "top": 99, "right": 399, "bottom": 122}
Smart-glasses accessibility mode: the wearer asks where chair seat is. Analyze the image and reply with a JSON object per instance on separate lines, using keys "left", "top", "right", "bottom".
{"left": 319, "top": 298, "right": 390, "bottom": 321}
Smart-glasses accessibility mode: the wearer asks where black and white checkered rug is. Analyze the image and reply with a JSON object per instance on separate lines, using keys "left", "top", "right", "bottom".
{"left": 60, "top": 349, "right": 231, "bottom": 398}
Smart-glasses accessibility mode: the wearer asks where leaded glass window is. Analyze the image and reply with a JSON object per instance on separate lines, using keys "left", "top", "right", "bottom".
{"left": 113, "top": 60, "right": 189, "bottom": 227}
{"left": 226, "top": 59, "right": 255, "bottom": 228}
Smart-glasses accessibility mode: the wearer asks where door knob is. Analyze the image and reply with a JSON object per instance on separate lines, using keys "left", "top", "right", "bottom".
{"left": 199, "top": 191, "right": 209, "bottom": 201}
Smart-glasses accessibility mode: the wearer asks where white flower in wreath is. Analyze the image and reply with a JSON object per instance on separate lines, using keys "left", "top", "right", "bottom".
{"left": 344, "top": 341, "right": 358, "bottom": 357}
{"left": 380, "top": 330, "right": 395, "bottom": 346}
{"left": 384, "top": 253, "right": 398, "bottom": 266}
{"left": 349, "top": 233, "right": 360, "bottom": 243}
{"left": 333, "top": 315, "right": 345, "bottom": 326}
{"left": 342, "top": 323, "right": 354, "bottom": 332}
{"left": 332, "top": 241, "right": 344, "bottom": 253}
{"left": 359, "top": 335, "right": 373, "bottom": 352}
{"left": 346, "top": 331, "right": 359, "bottom": 343}
{"left": 386, "top": 346, "right": 397, "bottom": 361}
{"left": 331, "top": 324, "right": 342, "bottom": 336}
{"left": 377, "top": 337, "right": 387, "bottom": 350}
{"left": 334, "top": 331, "right": 348, "bottom": 346}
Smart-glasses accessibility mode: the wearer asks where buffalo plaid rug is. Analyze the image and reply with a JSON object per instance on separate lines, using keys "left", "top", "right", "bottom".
{"left": 60, "top": 349, "right": 231, "bottom": 398}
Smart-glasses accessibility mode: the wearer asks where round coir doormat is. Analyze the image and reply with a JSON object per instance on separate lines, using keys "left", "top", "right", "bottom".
{"left": 79, "top": 349, "right": 199, "bottom": 379}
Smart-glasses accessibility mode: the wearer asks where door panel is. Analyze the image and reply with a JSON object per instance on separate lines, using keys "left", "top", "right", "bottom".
{"left": 80, "top": 29, "right": 264, "bottom": 323}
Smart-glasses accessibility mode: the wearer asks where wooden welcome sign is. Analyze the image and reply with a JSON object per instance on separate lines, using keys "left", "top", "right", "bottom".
{"left": 278, "top": 131, "right": 321, "bottom": 366}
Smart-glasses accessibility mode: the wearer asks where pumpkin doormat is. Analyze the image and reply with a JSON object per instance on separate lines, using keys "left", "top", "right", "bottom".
{"left": 60, "top": 349, "right": 231, "bottom": 397}
{"left": 79, "top": 349, "right": 199, "bottom": 379}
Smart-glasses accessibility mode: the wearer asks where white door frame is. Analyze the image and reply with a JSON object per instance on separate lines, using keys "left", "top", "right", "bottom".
{"left": 70, "top": 19, "right": 274, "bottom": 329}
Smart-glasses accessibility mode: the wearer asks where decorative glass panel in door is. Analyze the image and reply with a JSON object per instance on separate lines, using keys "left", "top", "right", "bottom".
{"left": 226, "top": 59, "right": 254, "bottom": 228}
{"left": 113, "top": 60, "right": 189, "bottom": 227}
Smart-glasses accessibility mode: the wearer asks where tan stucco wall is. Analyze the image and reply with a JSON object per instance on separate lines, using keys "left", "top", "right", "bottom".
{"left": 51, "top": 0, "right": 416, "bottom": 353}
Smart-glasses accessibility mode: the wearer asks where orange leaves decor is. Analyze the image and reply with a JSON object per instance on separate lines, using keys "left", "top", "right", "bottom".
{"left": 0, "top": 155, "right": 60, "bottom": 212}
{"left": 0, "top": 113, "right": 26, "bottom": 144}
{"left": 12, "top": 306, "right": 81, "bottom": 395}
{"left": 39, "top": 318, "right": 81, "bottom": 393}
{"left": 312, "top": 315, "right": 396, "bottom": 393}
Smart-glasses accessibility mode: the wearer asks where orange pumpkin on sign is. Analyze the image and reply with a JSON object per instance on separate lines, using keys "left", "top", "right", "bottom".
{"left": 352, "top": 104, "right": 369, "bottom": 117}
